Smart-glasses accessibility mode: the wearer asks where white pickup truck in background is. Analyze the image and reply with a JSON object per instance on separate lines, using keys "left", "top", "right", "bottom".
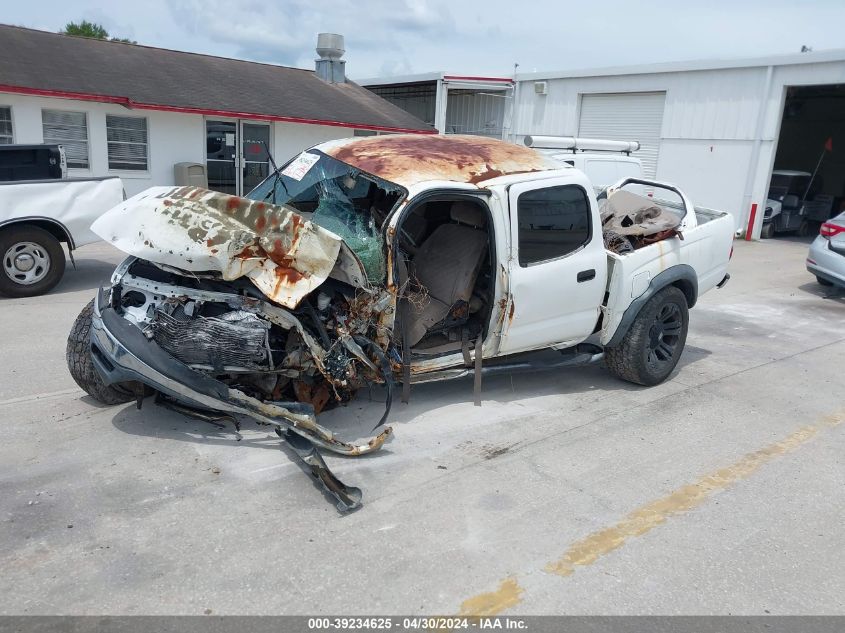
{"left": 525, "top": 135, "right": 644, "bottom": 189}
{"left": 0, "top": 144, "right": 124, "bottom": 297}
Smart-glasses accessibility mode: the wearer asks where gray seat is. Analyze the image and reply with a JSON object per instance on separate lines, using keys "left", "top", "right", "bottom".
{"left": 404, "top": 202, "right": 488, "bottom": 346}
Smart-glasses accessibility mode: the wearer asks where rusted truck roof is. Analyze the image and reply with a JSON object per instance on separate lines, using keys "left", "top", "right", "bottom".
{"left": 318, "top": 134, "right": 562, "bottom": 189}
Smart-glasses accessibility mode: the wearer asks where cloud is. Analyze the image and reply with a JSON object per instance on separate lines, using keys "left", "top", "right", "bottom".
{"left": 165, "top": 0, "right": 455, "bottom": 72}
{"left": 166, "top": 0, "right": 313, "bottom": 64}
{"left": 18, "top": 0, "right": 841, "bottom": 79}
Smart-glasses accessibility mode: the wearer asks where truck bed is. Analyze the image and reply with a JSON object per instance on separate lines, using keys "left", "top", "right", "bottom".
{"left": 600, "top": 202, "right": 734, "bottom": 346}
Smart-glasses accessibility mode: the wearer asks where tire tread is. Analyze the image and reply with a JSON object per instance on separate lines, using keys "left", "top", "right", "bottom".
{"left": 604, "top": 286, "right": 689, "bottom": 386}
{"left": 66, "top": 299, "right": 135, "bottom": 405}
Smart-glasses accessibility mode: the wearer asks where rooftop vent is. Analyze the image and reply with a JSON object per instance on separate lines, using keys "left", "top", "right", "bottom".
{"left": 315, "top": 33, "right": 346, "bottom": 84}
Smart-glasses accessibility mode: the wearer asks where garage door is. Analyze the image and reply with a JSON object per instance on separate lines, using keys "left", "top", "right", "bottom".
{"left": 578, "top": 92, "right": 666, "bottom": 179}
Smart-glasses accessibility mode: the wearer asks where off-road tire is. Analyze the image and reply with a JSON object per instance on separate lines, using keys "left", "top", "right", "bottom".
{"left": 817, "top": 275, "right": 833, "bottom": 287}
{"left": 604, "top": 286, "right": 689, "bottom": 386}
{"left": 0, "top": 225, "right": 66, "bottom": 297}
{"left": 66, "top": 299, "right": 136, "bottom": 405}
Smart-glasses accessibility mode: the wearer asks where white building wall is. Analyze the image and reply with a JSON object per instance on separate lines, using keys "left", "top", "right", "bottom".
{"left": 513, "top": 67, "right": 775, "bottom": 231}
{"left": 513, "top": 58, "right": 845, "bottom": 236}
{"left": 273, "top": 122, "right": 354, "bottom": 164}
{"left": 0, "top": 92, "right": 358, "bottom": 198}
{"left": 0, "top": 93, "right": 205, "bottom": 197}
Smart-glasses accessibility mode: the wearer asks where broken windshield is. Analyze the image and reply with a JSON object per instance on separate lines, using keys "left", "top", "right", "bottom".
{"left": 247, "top": 150, "right": 405, "bottom": 283}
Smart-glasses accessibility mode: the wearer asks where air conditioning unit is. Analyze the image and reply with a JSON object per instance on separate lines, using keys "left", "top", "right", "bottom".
{"left": 534, "top": 81, "right": 548, "bottom": 96}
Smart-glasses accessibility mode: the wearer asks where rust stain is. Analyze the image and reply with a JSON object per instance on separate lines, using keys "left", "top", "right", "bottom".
{"left": 546, "top": 413, "right": 844, "bottom": 576}
{"left": 459, "top": 577, "right": 524, "bottom": 616}
{"left": 273, "top": 265, "right": 305, "bottom": 287}
{"left": 507, "top": 300, "right": 515, "bottom": 324}
{"left": 293, "top": 380, "right": 331, "bottom": 415}
{"left": 324, "top": 134, "right": 558, "bottom": 188}
{"left": 226, "top": 196, "right": 241, "bottom": 213}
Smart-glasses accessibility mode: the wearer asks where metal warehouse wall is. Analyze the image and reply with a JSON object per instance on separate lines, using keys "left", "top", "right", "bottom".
{"left": 512, "top": 57, "right": 845, "bottom": 236}
{"left": 445, "top": 90, "right": 507, "bottom": 137}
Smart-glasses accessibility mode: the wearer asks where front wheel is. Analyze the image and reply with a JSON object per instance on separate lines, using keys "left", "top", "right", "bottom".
{"left": 604, "top": 286, "right": 689, "bottom": 386}
{"left": 760, "top": 222, "right": 775, "bottom": 239}
{"left": 0, "top": 225, "right": 66, "bottom": 297}
{"left": 66, "top": 299, "right": 137, "bottom": 405}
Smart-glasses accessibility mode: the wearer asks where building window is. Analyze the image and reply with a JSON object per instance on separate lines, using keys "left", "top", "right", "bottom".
{"left": 42, "top": 110, "right": 89, "bottom": 169}
{"left": 106, "top": 114, "right": 149, "bottom": 171}
{"left": 517, "top": 185, "right": 591, "bottom": 266}
{"left": 0, "top": 107, "right": 12, "bottom": 144}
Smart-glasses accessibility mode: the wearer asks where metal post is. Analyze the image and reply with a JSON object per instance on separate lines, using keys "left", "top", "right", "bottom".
{"left": 743, "top": 64, "right": 774, "bottom": 241}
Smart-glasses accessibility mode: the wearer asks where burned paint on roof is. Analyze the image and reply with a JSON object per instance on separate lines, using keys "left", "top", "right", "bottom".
{"left": 319, "top": 134, "right": 561, "bottom": 189}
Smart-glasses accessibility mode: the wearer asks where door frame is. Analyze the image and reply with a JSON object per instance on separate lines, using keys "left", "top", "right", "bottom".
{"left": 203, "top": 117, "right": 273, "bottom": 196}
{"left": 497, "top": 175, "right": 608, "bottom": 355}
{"left": 239, "top": 119, "right": 272, "bottom": 196}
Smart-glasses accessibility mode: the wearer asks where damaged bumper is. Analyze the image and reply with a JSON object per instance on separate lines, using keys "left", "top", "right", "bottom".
{"left": 89, "top": 287, "right": 391, "bottom": 456}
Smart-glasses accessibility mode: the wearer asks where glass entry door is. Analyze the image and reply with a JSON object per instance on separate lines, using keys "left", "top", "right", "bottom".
{"left": 205, "top": 120, "right": 237, "bottom": 195}
{"left": 205, "top": 119, "right": 271, "bottom": 196}
{"left": 241, "top": 122, "right": 270, "bottom": 194}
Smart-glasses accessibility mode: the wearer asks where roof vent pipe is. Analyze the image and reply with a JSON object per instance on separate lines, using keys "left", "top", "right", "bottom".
{"left": 315, "top": 33, "right": 346, "bottom": 83}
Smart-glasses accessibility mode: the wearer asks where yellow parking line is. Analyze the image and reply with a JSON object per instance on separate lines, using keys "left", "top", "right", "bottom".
{"left": 459, "top": 577, "right": 524, "bottom": 617}
{"left": 460, "top": 410, "right": 843, "bottom": 614}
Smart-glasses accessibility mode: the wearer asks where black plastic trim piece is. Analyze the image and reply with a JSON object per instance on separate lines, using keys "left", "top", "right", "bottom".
{"left": 606, "top": 264, "right": 698, "bottom": 348}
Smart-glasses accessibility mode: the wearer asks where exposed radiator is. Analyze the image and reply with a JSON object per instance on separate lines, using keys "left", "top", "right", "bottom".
{"left": 151, "top": 309, "right": 272, "bottom": 370}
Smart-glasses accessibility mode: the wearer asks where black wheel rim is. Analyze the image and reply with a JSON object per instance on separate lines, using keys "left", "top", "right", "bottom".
{"left": 646, "top": 302, "right": 682, "bottom": 371}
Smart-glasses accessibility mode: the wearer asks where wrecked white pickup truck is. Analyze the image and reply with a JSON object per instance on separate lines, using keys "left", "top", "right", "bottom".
{"left": 66, "top": 135, "right": 733, "bottom": 510}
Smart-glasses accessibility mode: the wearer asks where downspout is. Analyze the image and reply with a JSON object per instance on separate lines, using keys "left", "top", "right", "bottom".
{"left": 505, "top": 78, "right": 520, "bottom": 142}
{"left": 434, "top": 76, "right": 447, "bottom": 134}
{"left": 743, "top": 64, "right": 774, "bottom": 240}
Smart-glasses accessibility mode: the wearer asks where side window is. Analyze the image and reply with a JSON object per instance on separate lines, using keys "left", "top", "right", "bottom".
{"left": 42, "top": 109, "right": 89, "bottom": 169}
{"left": 517, "top": 185, "right": 591, "bottom": 266}
{"left": 0, "top": 107, "right": 12, "bottom": 144}
{"left": 106, "top": 115, "right": 148, "bottom": 171}
{"left": 583, "top": 159, "right": 618, "bottom": 188}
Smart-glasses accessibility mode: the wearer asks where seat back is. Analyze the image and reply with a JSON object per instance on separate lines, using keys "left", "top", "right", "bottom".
{"left": 403, "top": 202, "right": 489, "bottom": 345}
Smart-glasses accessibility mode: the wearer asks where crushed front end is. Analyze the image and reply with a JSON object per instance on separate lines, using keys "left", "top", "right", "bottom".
{"left": 84, "top": 155, "right": 407, "bottom": 511}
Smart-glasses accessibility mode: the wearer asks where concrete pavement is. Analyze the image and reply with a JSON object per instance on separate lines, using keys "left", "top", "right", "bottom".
{"left": 0, "top": 237, "right": 842, "bottom": 615}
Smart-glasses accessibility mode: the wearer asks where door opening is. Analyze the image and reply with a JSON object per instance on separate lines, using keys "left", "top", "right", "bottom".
{"left": 205, "top": 119, "right": 271, "bottom": 196}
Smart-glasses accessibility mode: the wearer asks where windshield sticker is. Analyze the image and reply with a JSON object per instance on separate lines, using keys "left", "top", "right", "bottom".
{"left": 281, "top": 153, "right": 320, "bottom": 181}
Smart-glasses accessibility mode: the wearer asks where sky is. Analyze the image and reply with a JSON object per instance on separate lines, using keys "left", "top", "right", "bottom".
{"left": 3, "top": 0, "right": 845, "bottom": 80}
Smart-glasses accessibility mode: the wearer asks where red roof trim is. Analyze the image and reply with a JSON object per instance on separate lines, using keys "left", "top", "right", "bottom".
{"left": 443, "top": 75, "right": 514, "bottom": 83}
{"left": 0, "top": 84, "right": 437, "bottom": 135}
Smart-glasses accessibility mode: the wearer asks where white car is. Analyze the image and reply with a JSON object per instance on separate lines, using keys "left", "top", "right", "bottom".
{"left": 807, "top": 211, "right": 845, "bottom": 288}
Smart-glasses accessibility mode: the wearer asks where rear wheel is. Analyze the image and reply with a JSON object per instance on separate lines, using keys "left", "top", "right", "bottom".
{"left": 604, "top": 286, "right": 689, "bottom": 386}
{"left": 0, "top": 225, "right": 66, "bottom": 297}
{"left": 66, "top": 299, "right": 137, "bottom": 405}
{"left": 798, "top": 220, "right": 811, "bottom": 237}
{"left": 817, "top": 275, "right": 833, "bottom": 287}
